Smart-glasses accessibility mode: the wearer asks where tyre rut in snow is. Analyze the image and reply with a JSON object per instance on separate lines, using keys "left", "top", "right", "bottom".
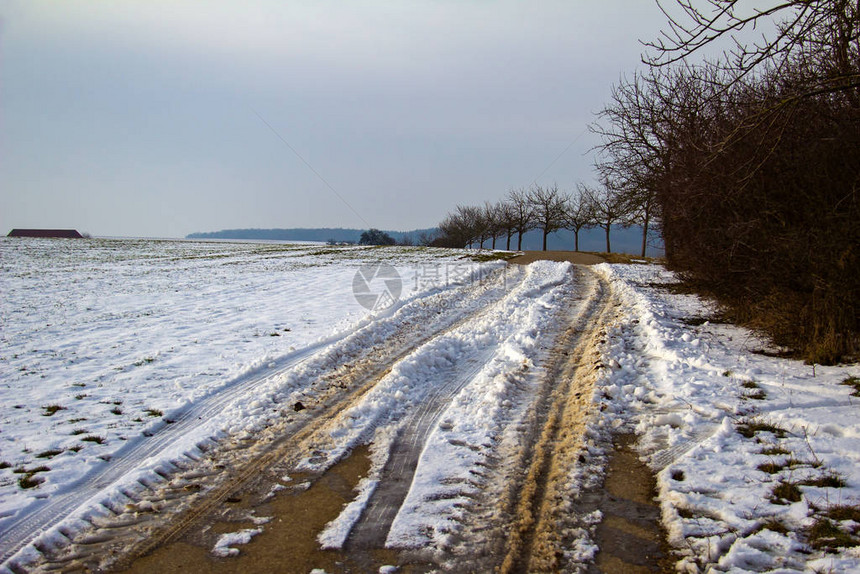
{"left": 494, "top": 267, "right": 616, "bottom": 573}
{"left": 9, "top": 267, "right": 522, "bottom": 573}
{"left": 120, "top": 268, "right": 521, "bottom": 570}
{"left": 337, "top": 265, "right": 616, "bottom": 572}
{"left": 345, "top": 348, "right": 496, "bottom": 551}
{"left": 328, "top": 263, "right": 579, "bottom": 559}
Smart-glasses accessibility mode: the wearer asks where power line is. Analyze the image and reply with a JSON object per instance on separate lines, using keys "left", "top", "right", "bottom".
{"left": 251, "top": 108, "right": 371, "bottom": 228}
{"left": 527, "top": 125, "right": 589, "bottom": 187}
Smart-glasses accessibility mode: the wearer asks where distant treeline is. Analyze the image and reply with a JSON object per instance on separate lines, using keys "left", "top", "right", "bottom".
{"left": 186, "top": 228, "right": 437, "bottom": 244}
{"left": 186, "top": 226, "right": 660, "bottom": 255}
{"left": 434, "top": 184, "right": 658, "bottom": 256}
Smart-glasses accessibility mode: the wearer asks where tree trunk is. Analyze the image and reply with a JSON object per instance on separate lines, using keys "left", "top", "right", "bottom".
{"left": 640, "top": 212, "right": 650, "bottom": 257}
{"left": 574, "top": 229, "right": 579, "bottom": 252}
{"left": 517, "top": 230, "right": 523, "bottom": 251}
{"left": 542, "top": 228, "right": 549, "bottom": 251}
{"left": 506, "top": 231, "right": 512, "bottom": 251}
{"left": 492, "top": 235, "right": 497, "bottom": 250}
{"left": 605, "top": 225, "right": 612, "bottom": 253}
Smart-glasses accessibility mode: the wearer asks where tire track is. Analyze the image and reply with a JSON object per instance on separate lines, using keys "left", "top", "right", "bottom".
{"left": 345, "top": 348, "right": 496, "bottom": 551}
{"left": 10, "top": 262, "right": 612, "bottom": 574}
{"left": 10, "top": 267, "right": 524, "bottom": 573}
{"left": 497, "top": 266, "right": 617, "bottom": 574}
{"left": 0, "top": 340, "right": 329, "bottom": 568}
{"left": 331, "top": 263, "right": 577, "bottom": 559}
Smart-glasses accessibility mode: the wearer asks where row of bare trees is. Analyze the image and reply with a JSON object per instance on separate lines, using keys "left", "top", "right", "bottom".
{"left": 592, "top": 0, "right": 859, "bottom": 363}
{"left": 435, "top": 183, "right": 647, "bottom": 254}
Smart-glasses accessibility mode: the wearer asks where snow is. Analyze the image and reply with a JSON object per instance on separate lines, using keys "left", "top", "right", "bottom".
{"left": 0, "top": 237, "right": 503, "bottom": 567}
{"left": 2, "top": 237, "right": 859, "bottom": 573}
{"left": 0, "top": 239, "right": 371, "bottom": 500}
{"left": 211, "top": 527, "right": 262, "bottom": 557}
{"left": 318, "top": 261, "right": 576, "bottom": 551}
{"left": 594, "top": 263, "right": 860, "bottom": 573}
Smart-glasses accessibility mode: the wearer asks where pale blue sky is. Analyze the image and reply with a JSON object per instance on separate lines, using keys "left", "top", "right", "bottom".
{"left": 1, "top": 1, "right": 668, "bottom": 237}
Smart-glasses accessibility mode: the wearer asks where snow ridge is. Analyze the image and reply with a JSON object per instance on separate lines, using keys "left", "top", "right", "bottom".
{"left": 317, "top": 261, "right": 576, "bottom": 551}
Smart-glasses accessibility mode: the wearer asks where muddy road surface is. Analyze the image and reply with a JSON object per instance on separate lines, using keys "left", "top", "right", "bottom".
{"left": 3, "top": 263, "right": 654, "bottom": 574}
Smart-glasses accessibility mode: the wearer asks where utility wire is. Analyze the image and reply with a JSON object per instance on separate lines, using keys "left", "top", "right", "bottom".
{"left": 527, "top": 125, "right": 589, "bottom": 187}
{"left": 252, "top": 108, "right": 371, "bottom": 228}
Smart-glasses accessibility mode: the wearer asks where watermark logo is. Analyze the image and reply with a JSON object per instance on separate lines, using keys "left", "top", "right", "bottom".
{"left": 353, "top": 261, "right": 509, "bottom": 312}
{"left": 352, "top": 263, "right": 402, "bottom": 311}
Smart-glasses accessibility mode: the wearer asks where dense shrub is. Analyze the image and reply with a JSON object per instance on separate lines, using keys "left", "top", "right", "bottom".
{"left": 660, "top": 78, "right": 859, "bottom": 363}
{"left": 596, "top": 1, "right": 859, "bottom": 363}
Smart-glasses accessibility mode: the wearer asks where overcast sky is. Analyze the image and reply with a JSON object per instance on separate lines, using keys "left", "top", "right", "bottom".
{"left": 1, "top": 1, "right": 671, "bottom": 238}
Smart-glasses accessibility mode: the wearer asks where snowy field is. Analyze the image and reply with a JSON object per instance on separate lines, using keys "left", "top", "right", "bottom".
{"left": 0, "top": 237, "right": 507, "bottom": 567}
{"left": 2, "top": 237, "right": 859, "bottom": 573}
{"left": 595, "top": 264, "right": 860, "bottom": 573}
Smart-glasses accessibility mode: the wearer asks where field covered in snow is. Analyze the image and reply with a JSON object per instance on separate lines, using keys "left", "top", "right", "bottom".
{"left": 1, "top": 237, "right": 859, "bottom": 573}
{"left": 0, "top": 237, "right": 507, "bottom": 566}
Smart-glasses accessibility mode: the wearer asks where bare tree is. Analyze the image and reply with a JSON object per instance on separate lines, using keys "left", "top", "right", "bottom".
{"left": 483, "top": 202, "right": 504, "bottom": 250}
{"left": 456, "top": 204, "right": 485, "bottom": 248}
{"left": 619, "top": 174, "right": 661, "bottom": 258}
{"left": 507, "top": 188, "right": 535, "bottom": 251}
{"left": 397, "top": 233, "right": 414, "bottom": 247}
{"left": 437, "top": 213, "right": 468, "bottom": 248}
{"left": 644, "top": 0, "right": 860, "bottom": 102}
{"left": 495, "top": 201, "right": 518, "bottom": 251}
{"left": 437, "top": 205, "right": 484, "bottom": 248}
{"left": 583, "top": 184, "right": 628, "bottom": 254}
{"left": 417, "top": 230, "right": 438, "bottom": 246}
{"left": 563, "top": 185, "right": 596, "bottom": 252}
{"left": 591, "top": 67, "right": 692, "bottom": 259}
{"left": 527, "top": 184, "right": 568, "bottom": 252}
{"left": 605, "top": 0, "right": 860, "bottom": 362}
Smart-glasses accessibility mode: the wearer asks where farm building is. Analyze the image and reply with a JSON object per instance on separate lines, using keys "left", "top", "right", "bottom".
{"left": 7, "top": 229, "right": 84, "bottom": 238}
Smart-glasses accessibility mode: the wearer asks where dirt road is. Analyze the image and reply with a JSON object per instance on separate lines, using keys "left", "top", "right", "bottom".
{"left": 11, "top": 261, "right": 667, "bottom": 573}
{"left": 508, "top": 250, "right": 606, "bottom": 266}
